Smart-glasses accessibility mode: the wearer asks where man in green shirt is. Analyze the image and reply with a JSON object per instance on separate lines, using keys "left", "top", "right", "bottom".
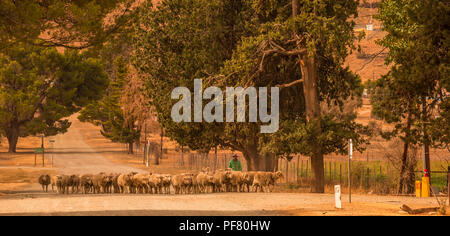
{"left": 228, "top": 153, "right": 242, "bottom": 171}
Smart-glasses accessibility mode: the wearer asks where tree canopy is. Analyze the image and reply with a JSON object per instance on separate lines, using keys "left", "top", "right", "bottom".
{"left": 0, "top": 43, "right": 108, "bottom": 152}
{"left": 133, "top": 0, "right": 369, "bottom": 192}
{"left": 370, "top": 0, "right": 450, "bottom": 193}
{"left": 0, "top": 0, "right": 138, "bottom": 49}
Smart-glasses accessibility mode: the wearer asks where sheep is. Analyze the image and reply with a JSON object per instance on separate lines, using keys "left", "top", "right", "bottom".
{"left": 147, "top": 174, "right": 163, "bottom": 194}
{"left": 171, "top": 174, "right": 184, "bottom": 194}
{"left": 229, "top": 171, "right": 245, "bottom": 192}
{"left": 195, "top": 172, "right": 209, "bottom": 194}
{"left": 212, "top": 170, "right": 231, "bottom": 193}
{"left": 38, "top": 174, "right": 51, "bottom": 192}
{"left": 161, "top": 174, "right": 172, "bottom": 194}
{"left": 242, "top": 171, "right": 257, "bottom": 192}
{"left": 80, "top": 174, "right": 93, "bottom": 194}
{"left": 132, "top": 173, "right": 149, "bottom": 194}
{"left": 252, "top": 171, "right": 272, "bottom": 193}
{"left": 51, "top": 175, "right": 63, "bottom": 193}
{"left": 117, "top": 172, "right": 137, "bottom": 194}
{"left": 92, "top": 173, "right": 108, "bottom": 194}
{"left": 69, "top": 175, "right": 80, "bottom": 194}
{"left": 60, "top": 175, "right": 73, "bottom": 194}
{"left": 181, "top": 174, "right": 195, "bottom": 194}
{"left": 37, "top": 169, "right": 282, "bottom": 195}
{"left": 111, "top": 174, "right": 120, "bottom": 193}
{"left": 267, "top": 171, "right": 284, "bottom": 192}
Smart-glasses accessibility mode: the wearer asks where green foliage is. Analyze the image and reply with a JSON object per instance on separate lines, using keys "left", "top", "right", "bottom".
{"left": 0, "top": 0, "right": 137, "bottom": 49}
{"left": 0, "top": 43, "right": 108, "bottom": 151}
{"left": 133, "top": 0, "right": 367, "bottom": 168}
{"left": 79, "top": 56, "right": 140, "bottom": 146}
{"left": 371, "top": 0, "right": 450, "bottom": 148}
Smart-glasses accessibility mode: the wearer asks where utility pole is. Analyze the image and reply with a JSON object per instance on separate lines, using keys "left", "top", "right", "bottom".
{"left": 348, "top": 139, "right": 353, "bottom": 203}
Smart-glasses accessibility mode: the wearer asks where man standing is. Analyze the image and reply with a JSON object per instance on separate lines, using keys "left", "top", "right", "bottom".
{"left": 228, "top": 153, "right": 242, "bottom": 171}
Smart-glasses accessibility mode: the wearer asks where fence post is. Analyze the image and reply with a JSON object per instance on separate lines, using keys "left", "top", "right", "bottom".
{"left": 360, "top": 169, "right": 364, "bottom": 189}
{"left": 339, "top": 163, "right": 342, "bottom": 185}
{"left": 447, "top": 166, "right": 449, "bottom": 206}
{"left": 329, "top": 161, "right": 332, "bottom": 183}
{"left": 285, "top": 159, "right": 289, "bottom": 184}
{"left": 306, "top": 160, "right": 309, "bottom": 178}
{"left": 334, "top": 161, "right": 336, "bottom": 182}
{"left": 367, "top": 168, "right": 370, "bottom": 189}
{"left": 214, "top": 146, "right": 217, "bottom": 172}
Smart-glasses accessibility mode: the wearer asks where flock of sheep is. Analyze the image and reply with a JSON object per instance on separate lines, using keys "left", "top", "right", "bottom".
{"left": 37, "top": 169, "right": 284, "bottom": 195}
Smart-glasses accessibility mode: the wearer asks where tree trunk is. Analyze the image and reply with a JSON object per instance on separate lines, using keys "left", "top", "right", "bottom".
{"left": 398, "top": 112, "right": 412, "bottom": 194}
{"left": 406, "top": 164, "right": 416, "bottom": 193}
{"left": 292, "top": 0, "right": 324, "bottom": 193}
{"left": 301, "top": 57, "right": 324, "bottom": 193}
{"left": 292, "top": 0, "right": 299, "bottom": 17}
{"left": 128, "top": 142, "right": 134, "bottom": 154}
{"left": 398, "top": 141, "right": 409, "bottom": 194}
{"left": 262, "top": 152, "right": 278, "bottom": 171}
{"left": 244, "top": 147, "right": 260, "bottom": 171}
{"left": 6, "top": 122, "right": 19, "bottom": 153}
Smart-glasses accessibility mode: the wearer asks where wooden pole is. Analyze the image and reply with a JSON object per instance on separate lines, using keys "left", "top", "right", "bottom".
{"left": 348, "top": 139, "right": 352, "bottom": 203}
{"left": 447, "top": 166, "right": 449, "bottom": 206}
{"left": 285, "top": 159, "right": 289, "bottom": 184}
{"left": 146, "top": 140, "right": 150, "bottom": 167}
{"left": 181, "top": 145, "right": 184, "bottom": 167}
{"left": 214, "top": 146, "right": 217, "bottom": 172}
{"left": 306, "top": 160, "right": 309, "bottom": 178}
{"left": 160, "top": 127, "right": 164, "bottom": 159}
{"left": 329, "top": 161, "right": 332, "bottom": 183}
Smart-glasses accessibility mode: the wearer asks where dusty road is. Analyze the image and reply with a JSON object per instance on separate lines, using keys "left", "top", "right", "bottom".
{"left": 50, "top": 116, "right": 145, "bottom": 175}
{"left": 0, "top": 115, "right": 444, "bottom": 216}
{"left": 0, "top": 191, "right": 440, "bottom": 216}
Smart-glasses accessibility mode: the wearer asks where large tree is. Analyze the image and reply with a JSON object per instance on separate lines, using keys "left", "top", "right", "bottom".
{"left": 0, "top": 43, "right": 108, "bottom": 152}
{"left": 370, "top": 0, "right": 449, "bottom": 193}
{"left": 79, "top": 56, "right": 141, "bottom": 154}
{"left": 133, "top": 0, "right": 367, "bottom": 192}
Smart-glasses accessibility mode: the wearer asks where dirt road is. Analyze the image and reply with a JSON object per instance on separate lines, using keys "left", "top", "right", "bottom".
{"left": 50, "top": 116, "right": 145, "bottom": 175}
{"left": 0, "top": 191, "right": 441, "bottom": 216}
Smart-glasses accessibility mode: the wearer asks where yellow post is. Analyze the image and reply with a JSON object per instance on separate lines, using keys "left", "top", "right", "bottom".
{"left": 415, "top": 180, "right": 422, "bottom": 197}
{"left": 421, "top": 177, "right": 430, "bottom": 197}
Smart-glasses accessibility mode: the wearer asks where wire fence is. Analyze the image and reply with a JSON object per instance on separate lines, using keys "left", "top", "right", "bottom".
{"left": 128, "top": 142, "right": 448, "bottom": 195}
{"left": 278, "top": 157, "right": 449, "bottom": 195}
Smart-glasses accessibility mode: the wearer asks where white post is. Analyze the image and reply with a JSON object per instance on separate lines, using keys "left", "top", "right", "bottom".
{"left": 49, "top": 139, "right": 55, "bottom": 168}
{"left": 335, "top": 185, "right": 342, "bottom": 209}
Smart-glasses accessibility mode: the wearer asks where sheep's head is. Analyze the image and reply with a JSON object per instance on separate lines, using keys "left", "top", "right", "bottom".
{"left": 272, "top": 171, "right": 284, "bottom": 181}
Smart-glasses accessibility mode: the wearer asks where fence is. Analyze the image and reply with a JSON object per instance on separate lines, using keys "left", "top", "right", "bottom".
{"left": 127, "top": 142, "right": 448, "bottom": 195}
{"left": 279, "top": 157, "right": 449, "bottom": 195}
{"left": 184, "top": 153, "right": 248, "bottom": 172}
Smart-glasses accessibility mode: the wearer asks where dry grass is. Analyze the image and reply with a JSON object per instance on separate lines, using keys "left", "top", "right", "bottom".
{"left": 0, "top": 168, "right": 55, "bottom": 192}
